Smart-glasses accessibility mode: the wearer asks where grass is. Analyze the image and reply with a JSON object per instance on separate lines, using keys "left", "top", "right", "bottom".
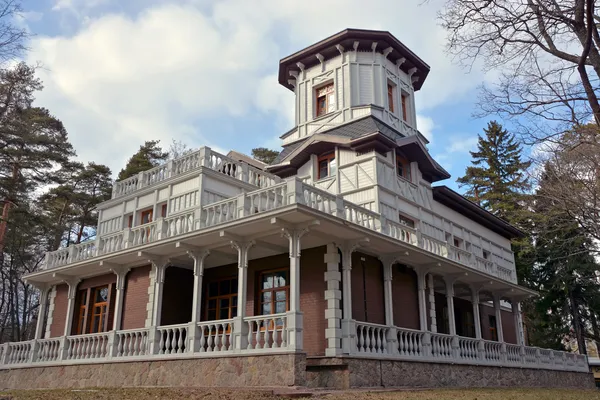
{"left": 0, "top": 388, "right": 599, "bottom": 400}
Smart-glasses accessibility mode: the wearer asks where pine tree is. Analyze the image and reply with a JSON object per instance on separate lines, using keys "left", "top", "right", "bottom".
{"left": 251, "top": 147, "right": 280, "bottom": 165}
{"left": 117, "top": 140, "right": 168, "bottom": 181}
{"left": 457, "top": 121, "right": 531, "bottom": 222}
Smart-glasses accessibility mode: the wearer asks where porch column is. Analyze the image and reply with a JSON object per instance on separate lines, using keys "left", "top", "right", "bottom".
{"left": 444, "top": 278, "right": 456, "bottom": 336}
{"left": 231, "top": 240, "right": 254, "bottom": 351}
{"left": 187, "top": 249, "right": 210, "bottom": 352}
{"left": 324, "top": 243, "right": 342, "bottom": 356}
{"left": 63, "top": 278, "right": 81, "bottom": 336}
{"left": 512, "top": 300, "right": 525, "bottom": 346}
{"left": 34, "top": 285, "right": 51, "bottom": 340}
{"left": 381, "top": 257, "right": 398, "bottom": 355}
{"left": 427, "top": 274, "right": 437, "bottom": 333}
{"left": 147, "top": 257, "right": 170, "bottom": 355}
{"left": 493, "top": 295, "right": 505, "bottom": 342}
{"left": 339, "top": 243, "right": 358, "bottom": 354}
{"left": 282, "top": 227, "right": 309, "bottom": 351}
{"left": 471, "top": 286, "right": 482, "bottom": 339}
{"left": 417, "top": 270, "right": 428, "bottom": 331}
{"left": 111, "top": 267, "right": 130, "bottom": 331}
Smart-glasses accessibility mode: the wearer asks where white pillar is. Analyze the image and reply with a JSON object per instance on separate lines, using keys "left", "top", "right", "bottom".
{"left": 427, "top": 274, "right": 437, "bottom": 333}
{"left": 187, "top": 249, "right": 210, "bottom": 352}
{"left": 282, "top": 227, "right": 308, "bottom": 351}
{"left": 444, "top": 278, "right": 456, "bottom": 336}
{"left": 150, "top": 259, "right": 170, "bottom": 327}
{"left": 111, "top": 267, "right": 130, "bottom": 331}
{"left": 231, "top": 240, "right": 254, "bottom": 350}
{"left": 493, "top": 295, "right": 505, "bottom": 343}
{"left": 324, "top": 243, "right": 342, "bottom": 356}
{"left": 417, "top": 270, "right": 427, "bottom": 331}
{"left": 34, "top": 285, "right": 50, "bottom": 340}
{"left": 63, "top": 279, "right": 81, "bottom": 336}
{"left": 471, "top": 287, "right": 482, "bottom": 339}
{"left": 512, "top": 300, "right": 525, "bottom": 345}
{"left": 339, "top": 244, "right": 358, "bottom": 354}
{"left": 383, "top": 262, "right": 394, "bottom": 326}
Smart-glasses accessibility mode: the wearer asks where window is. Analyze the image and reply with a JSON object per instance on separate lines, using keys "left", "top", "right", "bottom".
{"left": 258, "top": 269, "right": 289, "bottom": 315}
{"left": 398, "top": 214, "right": 415, "bottom": 229}
{"left": 482, "top": 250, "right": 490, "bottom": 260}
{"left": 489, "top": 315, "right": 498, "bottom": 341}
{"left": 387, "top": 83, "right": 395, "bottom": 112}
{"left": 316, "top": 83, "right": 335, "bottom": 117}
{"left": 161, "top": 204, "right": 167, "bottom": 218}
{"left": 205, "top": 277, "right": 238, "bottom": 321}
{"left": 318, "top": 152, "right": 336, "bottom": 179}
{"left": 453, "top": 238, "right": 462, "bottom": 249}
{"left": 464, "top": 310, "right": 475, "bottom": 338}
{"left": 140, "top": 209, "right": 153, "bottom": 225}
{"left": 127, "top": 215, "right": 133, "bottom": 228}
{"left": 401, "top": 94, "right": 408, "bottom": 122}
{"left": 396, "top": 154, "right": 411, "bottom": 181}
{"left": 72, "top": 285, "right": 112, "bottom": 335}
{"left": 89, "top": 286, "right": 109, "bottom": 333}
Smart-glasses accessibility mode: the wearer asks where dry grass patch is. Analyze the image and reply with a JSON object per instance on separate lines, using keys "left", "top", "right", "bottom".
{"left": 1, "top": 388, "right": 599, "bottom": 400}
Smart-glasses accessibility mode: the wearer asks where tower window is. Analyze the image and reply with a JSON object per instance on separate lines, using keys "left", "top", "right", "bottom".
{"left": 316, "top": 83, "right": 335, "bottom": 117}
{"left": 317, "top": 152, "right": 336, "bottom": 179}
{"left": 401, "top": 94, "right": 408, "bottom": 122}
{"left": 396, "top": 154, "right": 411, "bottom": 181}
{"left": 387, "top": 83, "right": 395, "bottom": 113}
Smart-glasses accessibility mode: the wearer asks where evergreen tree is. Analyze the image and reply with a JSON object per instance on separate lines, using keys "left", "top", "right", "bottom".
{"left": 117, "top": 140, "right": 168, "bottom": 181}
{"left": 457, "top": 121, "right": 531, "bottom": 222}
{"left": 251, "top": 147, "right": 280, "bottom": 165}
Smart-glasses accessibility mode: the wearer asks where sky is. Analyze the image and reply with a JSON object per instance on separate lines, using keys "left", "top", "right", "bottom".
{"left": 20, "top": 0, "right": 501, "bottom": 191}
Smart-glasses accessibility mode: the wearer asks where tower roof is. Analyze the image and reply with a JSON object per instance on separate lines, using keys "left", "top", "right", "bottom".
{"left": 279, "top": 28, "right": 430, "bottom": 91}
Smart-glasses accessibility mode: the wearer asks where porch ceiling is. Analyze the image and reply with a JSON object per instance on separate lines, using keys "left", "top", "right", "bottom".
{"left": 26, "top": 204, "right": 535, "bottom": 301}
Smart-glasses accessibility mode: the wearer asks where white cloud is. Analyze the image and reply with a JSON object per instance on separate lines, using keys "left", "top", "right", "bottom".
{"left": 448, "top": 136, "right": 479, "bottom": 153}
{"left": 29, "top": 0, "right": 489, "bottom": 176}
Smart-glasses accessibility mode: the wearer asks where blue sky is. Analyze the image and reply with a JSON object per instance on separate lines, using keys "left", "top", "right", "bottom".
{"left": 20, "top": 0, "right": 502, "bottom": 191}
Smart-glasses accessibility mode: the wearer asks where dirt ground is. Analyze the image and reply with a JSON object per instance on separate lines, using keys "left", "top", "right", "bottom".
{"left": 0, "top": 388, "right": 599, "bottom": 400}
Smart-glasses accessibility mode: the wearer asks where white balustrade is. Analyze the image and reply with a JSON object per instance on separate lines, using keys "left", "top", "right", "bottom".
{"left": 483, "top": 340, "right": 503, "bottom": 362}
{"left": 172, "top": 150, "right": 201, "bottom": 175}
{"left": 421, "top": 234, "right": 448, "bottom": 258}
{"left": 356, "top": 322, "right": 388, "bottom": 354}
{"left": 387, "top": 220, "right": 418, "bottom": 246}
{"left": 430, "top": 332, "right": 454, "bottom": 359}
{"left": 131, "top": 222, "right": 157, "bottom": 246}
{"left": 165, "top": 211, "right": 196, "bottom": 238}
{"left": 36, "top": 338, "right": 61, "bottom": 362}
{"left": 344, "top": 202, "right": 378, "bottom": 230}
{"left": 116, "top": 329, "right": 149, "bottom": 357}
{"left": 475, "top": 256, "right": 495, "bottom": 275}
{"left": 448, "top": 245, "right": 472, "bottom": 266}
{"left": 248, "top": 183, "right": 288, "bottom": 215}
{"left": 66, "top": 333, "right": 110, "bottom": 360}
{"left": 538, "top": 348, "right": 552, "bottom": 365}
{"left": 45, "top": 248, "right": 70, "bottom": 269}
{"left": 70, "top": 240, "right": 98, "bottom": 263}
{"left": 99, "top": 231, "right": 125, "bottom": 255}
{"left": 246, "top": 314, "right": 288, "bottom": 350}
{"left": 302, "top": 186, "right": 336, "bottom": 214}
{"left": 143, "top": 164, "right": 169, "bottom": 186}
{"left": 156, "top": 324, "right": 188, "bottom": 355}
{"left": 505, "top": 343, "right": 522, "bottom": 364}
{"left": 396, "top": 328, "right": 424, "bottom": 357}
{"left": 98, "top": 216, "right": 122, "bottom": 236}
{"left": 169, "top": 191, "right": 198, "bottom": 214}
{"left": 196, "top": 320, "right": 234, "bottom": 353}
{"left": 113, "top": 175, "right": 139, "bottom": 198}
{"left": 6, "top": 342, "right": 33, "bottom": 364}
{"left": 458, "top": 336, "right": 479, "bottom": 361}
{"left": 200, "top": 198, "right": 238, "bottom": 228}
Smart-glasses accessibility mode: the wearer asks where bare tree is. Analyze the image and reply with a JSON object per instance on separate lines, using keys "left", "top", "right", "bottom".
{"left": 0, "top": 0, "right": 28, "bottom": 63}
{"left": 439, "top": 0, "right": 600, "bottom": 143}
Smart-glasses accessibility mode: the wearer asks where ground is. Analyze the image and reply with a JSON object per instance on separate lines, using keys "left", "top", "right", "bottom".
{"left": 0, "top": 388, "right": 599, "bottom": 400}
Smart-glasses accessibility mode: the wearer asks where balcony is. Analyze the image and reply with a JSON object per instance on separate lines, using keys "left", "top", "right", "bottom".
{"left": 44, "top": 178, "right": 518, "bottom": 284}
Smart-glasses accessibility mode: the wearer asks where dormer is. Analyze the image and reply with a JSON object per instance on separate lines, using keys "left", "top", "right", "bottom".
{"left": 278, "top": 29, "right": 430, "bottom": 145}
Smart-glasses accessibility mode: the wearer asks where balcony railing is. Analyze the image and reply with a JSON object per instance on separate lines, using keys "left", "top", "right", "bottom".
{"left": 44, "top": 178, "right": 518, "bottom": 283}
{"left": 0, "top": 316, "right": 291, "bottom": 369}
{"left": 111, "top": 147, "right": 282, "bottom": 199}
{"left": 351, "top": 322, "right": 589, "bottom": 373}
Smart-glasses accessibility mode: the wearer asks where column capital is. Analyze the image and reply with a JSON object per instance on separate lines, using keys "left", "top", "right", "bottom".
{"left": 110, "top": 266, "right": 131, "bottom": 291}
{"left": 186, "top": 249, "right": 210, "bottom": 277}
{"left": 230, "top": 240, "right": 255, "bottom": 268}
{"left": 337, "top": 238, "right": 369, "bottom": 270}
{"left": 140, "top": 254, "right": 171, "bottom": 284}
{"left": 281, "top": 227, "right": 310, "bottom": 258}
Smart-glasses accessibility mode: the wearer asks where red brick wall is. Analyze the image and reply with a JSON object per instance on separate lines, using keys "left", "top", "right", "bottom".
{"left": 161, "top": 267, "right": 194, "bottom": 326}
{"left": 50, "top": 284, "right": 68, "bottom": 337}
{"left": 121, "top": 266, "right": 151, "bottom": 330}
{"left": 350, "top": 252, "right": 385, "bottom": 325}
{"left": 391, "top": 265, "right": 419, "bottom": 329}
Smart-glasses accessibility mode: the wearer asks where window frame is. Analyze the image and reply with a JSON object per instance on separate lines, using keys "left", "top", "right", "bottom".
{"left": 317, "top": 152, "right": 336, "bottom": 180}
{"left": 489, "top": 315, "right": 498, "bottom": 341}
{"left": 401, "top": 93, "right": 409, "bottom": 122}
{"left": 204, "top": 276, "right": 239, "bottom": 321}
{"left": 140, "top": 208, "right": 153, "bottom": 225}
{"left": 257, "top": 267, "right": 290, "bottom": 316}
{"left": 88, "top": 285, "right": 110, "bottom": 334}
{"left": 73, "top": 284, "right": 112, "bottom": 335}
{"left": 387, "top": 83, "right": 395, "bottom": 113}
{"left": 315, "top": 82, "right": 335, "bottom": 118}
{"left": 396, "top": 154, "right": 411, "bottom": 182}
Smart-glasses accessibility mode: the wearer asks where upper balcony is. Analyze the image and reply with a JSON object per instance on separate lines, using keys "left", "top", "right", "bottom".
{"left": 42, "top": 178, "right": 518, "bottom": 284}
{"left": 111, "top": 147, "right": 282, "bottom": 200}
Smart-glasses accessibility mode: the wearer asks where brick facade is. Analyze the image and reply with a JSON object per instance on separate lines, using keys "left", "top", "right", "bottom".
{"left": 350, "top": 252, "right": 385, "bottom": 325}
{"left": 121, "top": 266, "right": 151, "bottom": 330}
{"left": 391, "top": 265, "right": 419, "bottom": 330}
{"left": 49, "top": 284, "right": 68, "bottom": 337}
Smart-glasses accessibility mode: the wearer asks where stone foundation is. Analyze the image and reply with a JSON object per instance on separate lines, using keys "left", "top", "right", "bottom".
{"left": 305, "top": 357, "right": 595, "bottom": 389}
{"left": 0, "top": 353, "right": 306, "bottom": 390}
